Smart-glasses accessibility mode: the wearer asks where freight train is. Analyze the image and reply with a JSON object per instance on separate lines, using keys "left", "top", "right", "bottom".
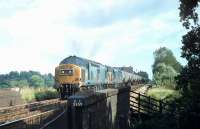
{"left": 54, "top": 56, "right": 143, "bottom": 99}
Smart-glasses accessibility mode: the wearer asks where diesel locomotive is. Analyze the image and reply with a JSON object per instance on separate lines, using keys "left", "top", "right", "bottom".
{"left": 54, "top": 56, "right": 143, "bottom": 99}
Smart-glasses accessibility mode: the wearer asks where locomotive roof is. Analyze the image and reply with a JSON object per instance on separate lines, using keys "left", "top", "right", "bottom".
{"left": 60, "top": 56, "right": 103, "bottom": 67}
{"left": 60, "top": 56, "right": 142, "bottom": 78}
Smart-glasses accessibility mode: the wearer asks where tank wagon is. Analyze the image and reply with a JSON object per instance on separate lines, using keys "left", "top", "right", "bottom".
{"left": 55, "top": 56, "right": 143, "bottom": 99}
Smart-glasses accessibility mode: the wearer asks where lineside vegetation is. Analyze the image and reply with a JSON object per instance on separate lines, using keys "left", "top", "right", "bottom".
{"left": 20, "top": 87, "right": 58, "bottom": 102}
{"left": 147, "top": 87, "right": 181, "bottom": 102}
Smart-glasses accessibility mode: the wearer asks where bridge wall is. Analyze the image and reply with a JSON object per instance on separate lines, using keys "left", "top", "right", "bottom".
{"left": 68, "top": 84, "right": 131, "bottom": 129}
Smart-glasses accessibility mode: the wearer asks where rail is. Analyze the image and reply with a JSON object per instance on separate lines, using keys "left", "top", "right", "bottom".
{"left": 0, "top": 109, "right": 61, "bottom": 129}
{"left": 0, "top": 99, "right": 65, "bottom": 123}
{"left": 0, "top": 100, "right": 67, "bottom": 129}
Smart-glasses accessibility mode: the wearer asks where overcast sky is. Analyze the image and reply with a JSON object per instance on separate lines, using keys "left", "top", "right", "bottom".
{"left": 0, "top": 0, "right": 187, "bottom": 78}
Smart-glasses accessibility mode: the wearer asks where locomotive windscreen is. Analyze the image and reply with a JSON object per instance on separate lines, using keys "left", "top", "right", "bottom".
{"left": 60, "top": 69, "right": 73, "bottom": 76}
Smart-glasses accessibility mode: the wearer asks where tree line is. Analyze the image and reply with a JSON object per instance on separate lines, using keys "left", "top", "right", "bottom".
{"left": 0, "top": 71, "right": 54, "bottom": 88}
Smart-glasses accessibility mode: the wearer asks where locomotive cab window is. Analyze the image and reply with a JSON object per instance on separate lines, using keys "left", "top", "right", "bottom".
{"left": 60, "top": 69, "right": 73, "bottom": 75}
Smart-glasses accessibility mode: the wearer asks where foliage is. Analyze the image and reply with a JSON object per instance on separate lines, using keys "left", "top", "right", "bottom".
{"left": 43, "top": 73, "right": 54, "bottom": 87}
{"left": 152, "top": 47, "right": 182, "bottom": 73}
{"left": 20, "top": 87, "right": 58, "bottom": 102}
{"left": 0, "top": 71, "right": 54, "bottom": 88}
{"left": 133, "top": 114, "right": 178, "bottom": 129}
{"left": 153, "top": 63, "right": 178, "bottom": 88}
{"left": 178, "top": 0, "right": 200, "bottom": 97}
{"left": 20, "top": 87, "right": 36, "bottom": 102}
{"left": 176, "top": 1, "right": 200, "bottom": 129}
{"left": 175, "top": 95, "right": 200, "bottom": 129}
{"left": 176, "top": 27, "right": 200, "bottom": 97}
{"left": 179, "top": 0, "right": 200, "bottom": 29}
{"left": 35, "top": 87, "right": 58, "bottom": 101}
{"left": 30, "top": 75, "right": 45, "bottom": 87}
{"left": 147, "top": 87, "right": 181, "bottom": 102}
{"left": 152, "top": 47, "right": 182, "bottom": 88}
{"left": 137, "top": 71, "right": 149, "bottom": 80}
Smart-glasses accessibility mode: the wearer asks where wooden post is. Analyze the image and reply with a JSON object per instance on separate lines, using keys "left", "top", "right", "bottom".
{"left": 159, "top": 100, "right": 163, "bottom": 113}
{"left": 148, "top": 96, "right": 151, "bottom": 114}
{"left": 138, "top": 93, "right": 140, "bottom": 113}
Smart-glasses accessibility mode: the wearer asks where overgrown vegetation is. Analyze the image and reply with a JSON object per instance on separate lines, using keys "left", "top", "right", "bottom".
{"left": 133, "top": 1, "right": 200, "bottom": 129}
{"left": 0, "top": 71, "right": 54, "bottom": 88}
{"left": 20, "top": 87, "right": 58, "bottom": 102}
{"left": 147, "top": 87, "right": 181, "bottom": 102}
{"left": 133, "top": 114, "right": 178, "bottom": 129}
{"left": 176, "top": 1, "right": 200, "bottom": 128}
{"left": 20, "top": 87, "right": 36, "bottom": 102}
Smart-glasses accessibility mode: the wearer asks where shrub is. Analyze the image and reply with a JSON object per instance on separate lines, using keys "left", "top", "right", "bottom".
{"left": 147, "top": 87, "right": 181, "bottom": 102}
{"left": 133, "top": 114, "right": 178, "bottom": 129}
{"left": 35, "top": 87, "right": 58, "bottom": 101}
{"left": 20, "top": 87, "right": 58, "bottom": 102}
{"left": 20, "top": 87, "right": 35, "bottom": 102}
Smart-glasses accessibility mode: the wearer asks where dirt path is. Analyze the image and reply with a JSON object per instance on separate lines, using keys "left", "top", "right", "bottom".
{"left": 0, "top": 89, "right": 25, "bottom": 108}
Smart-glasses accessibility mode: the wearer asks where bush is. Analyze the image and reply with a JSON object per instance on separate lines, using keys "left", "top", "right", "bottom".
{"left": 35, "top": 87, "right": 58, "bottom": 101}
{"left": 134, "top": 114, "right": 178, "bottom": 129}
{"left": 147, "top": 87, "right": 181, "bottom": 102}
{"left": 20, "top": 87, "right": 58, "bottom": 102}
{"left": 20, "top": 87, "right": 35, "bottom": 102}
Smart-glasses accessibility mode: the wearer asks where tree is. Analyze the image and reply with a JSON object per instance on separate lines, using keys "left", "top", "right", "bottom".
{"left": 152, "top": 47, "right": 182, "bottom": 74}
{"left": 152, "top": 47, "right": 182, "bottom": 87}
{"left": 43, "top": 73, "right": 54, "bottom": 87}
{"left": 177, "top": 27, "right": 200, "bottom": 96}
{"left": 177, "top": 1, "right": 200, "bottom": 129}
{"left": 30, "top": 75, "right": 45, "bottom": 87}
{"left": 153, "top": 63, "right": 178, "bottom": 88}
{"left": 18, "top": 80, "right": 29, "bottom": 87}
{"left": 0, "top": 71, "right": 54, "bottom": 88}
{"left": 178, "top": 0, "right": 200, "bottom": 96}
{"left": 9, "top": 71, "right": 20, "bottom": 80}
{"left": 179, "top": 0, "right": 200, "bottom": 29}
{"left": 137, "top": 71, "right": 149, "bottom": 80}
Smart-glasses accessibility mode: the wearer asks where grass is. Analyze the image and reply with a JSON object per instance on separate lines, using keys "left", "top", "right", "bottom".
{"left": 20, "top": 87, "right": 35, "bottom": 102}
{"left": 147, "top": 87, "right": 181, "bottom": 102}
{"left": 20, "top": 87, "right": 58, "bottom": 102}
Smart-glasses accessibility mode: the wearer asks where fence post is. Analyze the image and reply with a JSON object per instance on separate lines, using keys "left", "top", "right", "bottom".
{"left": 159, "top": 100, "right": 163, "bottom": 113}
{"left": 148, "top": 96, "right": 151, "bottom": 114}
{"left": 138, "top": 93, "right": 140, "bottom": 113}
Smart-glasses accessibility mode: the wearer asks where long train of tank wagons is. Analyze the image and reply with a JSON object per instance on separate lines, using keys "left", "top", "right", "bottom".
{"left": 54, "top": 56, "right": 145, "bottom": 99}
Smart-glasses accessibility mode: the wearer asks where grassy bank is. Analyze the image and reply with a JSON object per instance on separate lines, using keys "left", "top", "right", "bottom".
{"left": 20, "top": 87, "right": 58, "bottom": 102}
{"left": 147, "top": 87, "right": 181, "bottom": 102}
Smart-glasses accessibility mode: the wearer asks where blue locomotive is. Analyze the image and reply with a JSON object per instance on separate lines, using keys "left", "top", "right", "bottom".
{"left": 55, "top": 56, "right": 143, "bottom": 99}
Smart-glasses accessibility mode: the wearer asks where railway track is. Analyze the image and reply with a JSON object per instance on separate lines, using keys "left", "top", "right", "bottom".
{"left": 0, "top": 99, "right": 67, "bottom": 124}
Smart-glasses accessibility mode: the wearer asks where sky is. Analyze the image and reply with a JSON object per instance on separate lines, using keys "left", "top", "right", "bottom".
{"left": 0, "top": 0, "right": 187, "bottom": 79}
